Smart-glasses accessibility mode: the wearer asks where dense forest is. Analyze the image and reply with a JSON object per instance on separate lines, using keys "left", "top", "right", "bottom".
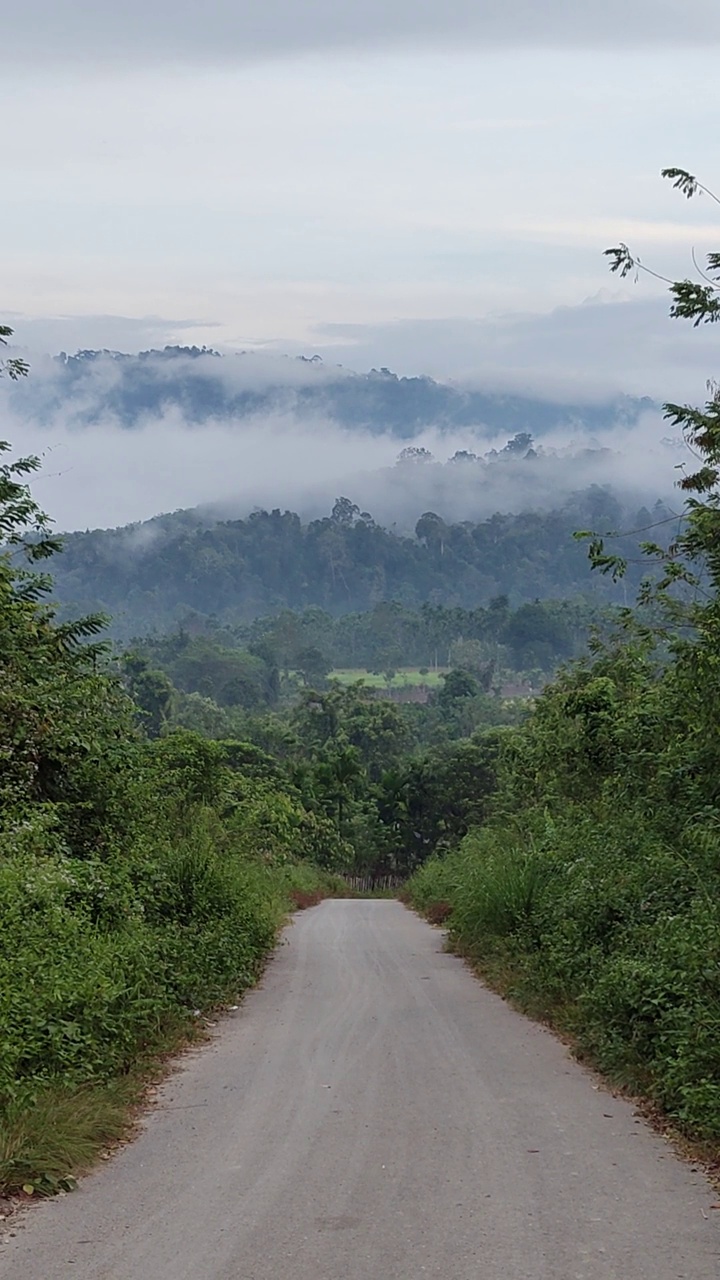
{"left": 5, "top": 345, "right": 653, "bottom": 437}
{"left": 120, "top": 598, "right": 597, "bottom": 740}
{"left": 48, "top": 484, "right": 671, "bottom": 639}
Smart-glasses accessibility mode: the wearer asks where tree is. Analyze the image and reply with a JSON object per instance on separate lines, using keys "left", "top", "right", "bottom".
{"left": 314, "top": 745, "right": 362, "bottom": 836}
{"left": 438, "top": 668, "right": 478, "bottom": 710}
{"left": 415, "top": 512, "right": 447, "bottom": 557}
{"left": 387, "top": 733, "right": 501, "bottom": 871}
{"left": 448, "top": 639, "right": 496, "bottom": 690}
{"left": 122, "top": 654, "right": 174, "bottom": 737}
{"left": 331, "top": 496, "right": 360, "bottom": 526}
{"left": 0, "top": 331, "right": 133, "bottom": 855}
{"left": 605, "top": 168, "right": 720, "bottom": 327}
{"left": 0, "top": 327, "right": 61, "bottom": 561}
{"left": 295, "top": 645, "right": 332, "bottom": 687}
{"left": 501, "top": 432, "right": 534, "bottom": 456}
{"left": 396, "top": 446, "right": 434, "bottom": 464}
{"left": 501, "top": 601, "right": 576, "bottom": 672}
{"left": 577, "top": 166, "right": 720, "bottom": 816}
{"left": 598, "top": 168, "right": 720, "bottom": 599}
{"left": 0, "top": 325, "right": 29, "bottom": 383}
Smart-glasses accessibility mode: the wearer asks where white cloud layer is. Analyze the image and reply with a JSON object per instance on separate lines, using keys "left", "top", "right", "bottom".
{"left": 11, "top": 294, "right": 718, "bottom": 404}
{"left": 2, "top": 328, "right": 694, "bottom": 533}
{"left": 2, "top": 0, "right": 719, "bottom": 66}
{"left": 11, "top": 404, "right": 684, "bottom": 535}
{"left": 274, "top": 296, "right": 720, "bottom": 402}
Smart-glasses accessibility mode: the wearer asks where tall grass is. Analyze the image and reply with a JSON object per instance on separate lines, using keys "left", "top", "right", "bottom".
{"left": 0, "top": 1082, "right": 135, "bottom": 1195}
{"left": 448, "top": 830, "right": 555, "bottom": 946}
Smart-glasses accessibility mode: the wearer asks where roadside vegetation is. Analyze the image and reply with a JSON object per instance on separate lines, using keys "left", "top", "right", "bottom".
{"left": 0, "top": 332, "right": 346, "bottom": 1195}
{"left": 407, "top": 169, "right": 720, "bottom": 1147}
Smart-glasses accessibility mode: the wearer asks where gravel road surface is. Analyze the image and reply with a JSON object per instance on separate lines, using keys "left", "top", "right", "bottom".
{"left": 1, "top": 899, "right": 717, "bottom": 1279}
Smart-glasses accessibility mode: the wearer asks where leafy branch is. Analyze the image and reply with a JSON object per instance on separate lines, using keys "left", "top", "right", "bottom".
{"left": 0, "top": 325, "right": 29, "bottom": 382}
{"left": 605, "top": 169, "right": 720, "bottom": 327}
{"left": 580, "top": 167, "right": 720, "bottom": 624}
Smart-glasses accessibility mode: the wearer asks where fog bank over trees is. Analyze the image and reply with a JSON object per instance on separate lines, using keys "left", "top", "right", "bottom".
{"left": 0, "top": 347, "right": 679, "bottom": 531}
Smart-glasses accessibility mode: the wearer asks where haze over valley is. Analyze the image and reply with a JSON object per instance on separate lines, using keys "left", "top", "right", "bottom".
{"left": 2, "top": 343, "right": 682, "bottom": 533}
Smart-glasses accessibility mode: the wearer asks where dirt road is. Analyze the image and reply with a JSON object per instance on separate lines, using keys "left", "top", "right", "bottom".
{"left": 1, "top": 900, "right": 717, "bottom": 1278}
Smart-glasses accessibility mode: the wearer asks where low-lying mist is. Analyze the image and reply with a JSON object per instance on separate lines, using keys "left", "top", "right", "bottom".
{"left": 1, "top": 347, "right": 685, "bottom": 532}
{"left": 6, "top": 408, "right": 683, "bottom": 535}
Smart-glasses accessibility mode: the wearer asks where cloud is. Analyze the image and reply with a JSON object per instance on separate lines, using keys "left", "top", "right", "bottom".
{"left": 2, "top": 0, "right": 719, "bottom": 67}
{"left": 1, "top": 343, "right": 688, "bottom": 534}
{"left": 6, "top": 313, "right": 211, "bottom": 357}
{"left": 1, "top": 290, "right": 710, "bottom": 535}
{"left": 13, "top": 409, "right": 401, "bottom": 532}
{"left": 4, "top": 44, "right": 718, "bottom": 353}
{"left": 9, "top": 402, "right": 684, "bottom": 537}
{"left": 267, "top": 296, "right": 720, "bottom": 402}
{"left": 10, "top": 291, "right": 718, "bottom": 408}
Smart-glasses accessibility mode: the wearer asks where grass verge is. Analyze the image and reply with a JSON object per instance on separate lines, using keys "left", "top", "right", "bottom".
{"left": 0, "top": 1080, "right": 138, "bottom": 1197}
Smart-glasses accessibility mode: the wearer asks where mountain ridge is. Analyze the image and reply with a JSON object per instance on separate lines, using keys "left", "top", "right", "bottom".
{"left": 6, "top": 345, "right": 656, "bottom": 438}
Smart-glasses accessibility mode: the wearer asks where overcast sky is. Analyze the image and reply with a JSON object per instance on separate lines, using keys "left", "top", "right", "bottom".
{"left": 4, "top": 0, "right": 720, "bottom": 398}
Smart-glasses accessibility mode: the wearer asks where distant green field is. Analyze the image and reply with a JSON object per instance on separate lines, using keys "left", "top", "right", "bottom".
{"left": 330, "top": 668, "right": 447, "bottom": 689}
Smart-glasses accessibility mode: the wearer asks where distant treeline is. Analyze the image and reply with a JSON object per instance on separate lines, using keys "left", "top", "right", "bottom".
{"left": 50, "top": 488, "right": 672, "bottom": 639}
{"left": 8, "top": 345, "right": 653, "bottom": 436}
{"left": 241, "top": 595, "right": 597, "bottom": 677}
{"left": 122, "top": 598, "right": 601, "bottom": 741}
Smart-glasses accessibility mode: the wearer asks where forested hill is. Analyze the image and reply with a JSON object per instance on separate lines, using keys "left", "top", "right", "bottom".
{"left": 49, "top": 487, "right": 670, "bottom": 639}
{"left": 7, "top": 345, "right": 653, "bottom": 437}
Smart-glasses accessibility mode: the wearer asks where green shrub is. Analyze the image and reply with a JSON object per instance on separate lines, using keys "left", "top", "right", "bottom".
{"left": 448, "top": 829, "right": 555, "bottom": 948}
{"left": 0, "top": 856, "right": 169, "bottom": 1090}
{"left": 0, "top": 799, "right": 332, "bottom": 1106}
{"left": 406, "top": 853, "right": 462, "bottom": 915}
{"left": 407, "top": 806, "right": 720, "bottom": 1139}
{"left": 579, "top": 903, "right": 720, "bottom": 1131}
